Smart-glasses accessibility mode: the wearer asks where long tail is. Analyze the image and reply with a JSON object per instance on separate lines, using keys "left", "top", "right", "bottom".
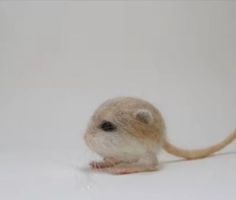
{"left": 163, "top": 130, "right": 236, "bottom": 159}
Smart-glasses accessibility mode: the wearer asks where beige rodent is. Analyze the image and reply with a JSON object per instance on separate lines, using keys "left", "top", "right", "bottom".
{"left": 84, "top": 97, "right": 236, "bottom": 175}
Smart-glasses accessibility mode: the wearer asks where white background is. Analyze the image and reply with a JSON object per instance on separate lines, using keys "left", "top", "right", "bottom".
{"left": 0, "top": 1, "right": 236, "bottom": 200}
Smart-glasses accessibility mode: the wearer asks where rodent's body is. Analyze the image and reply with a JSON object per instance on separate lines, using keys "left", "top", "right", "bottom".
{"left": 84, "top": 97, "right": 236, "bottom": 174}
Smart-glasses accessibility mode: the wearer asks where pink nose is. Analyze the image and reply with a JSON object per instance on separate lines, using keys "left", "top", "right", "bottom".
{"left": 84, "top": 132, "right": 94, "bottom": 144}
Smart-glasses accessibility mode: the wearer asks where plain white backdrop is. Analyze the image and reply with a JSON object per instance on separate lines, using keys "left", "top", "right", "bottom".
{"left": 0, "top": 1, "right": 236, "bottom": 200}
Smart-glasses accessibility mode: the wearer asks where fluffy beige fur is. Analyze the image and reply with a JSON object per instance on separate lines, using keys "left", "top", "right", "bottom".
{"left": 84, "top": 97, "right": 236, "bottom": 174}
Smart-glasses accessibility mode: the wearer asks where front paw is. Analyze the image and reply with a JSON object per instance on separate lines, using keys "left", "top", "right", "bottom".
{"left": 89, "top": 161, "right": 114, "bottom": 169}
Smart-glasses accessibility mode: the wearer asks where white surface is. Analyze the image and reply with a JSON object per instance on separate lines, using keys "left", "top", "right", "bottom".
{"left": 0, "top": 1, "right": 236, "bottom": 200}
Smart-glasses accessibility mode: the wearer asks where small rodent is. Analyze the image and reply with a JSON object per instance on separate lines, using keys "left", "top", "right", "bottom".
{"left": 84, "top": 97, "right": 236, "bottom": 175}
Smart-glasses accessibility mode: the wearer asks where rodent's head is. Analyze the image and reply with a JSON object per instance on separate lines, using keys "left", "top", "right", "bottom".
{"left": 84, "top": 97, "right": 165, "bottom": 161}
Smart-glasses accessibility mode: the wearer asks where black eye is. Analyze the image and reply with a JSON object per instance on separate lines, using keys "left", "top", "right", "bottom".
{"left": 100, "top": 121, "right": 116, "bottom": 132}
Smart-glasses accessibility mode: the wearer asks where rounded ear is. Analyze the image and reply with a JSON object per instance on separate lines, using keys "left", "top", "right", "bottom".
{"left": 134, "top": 109, "right": 153, "bottom": 124}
